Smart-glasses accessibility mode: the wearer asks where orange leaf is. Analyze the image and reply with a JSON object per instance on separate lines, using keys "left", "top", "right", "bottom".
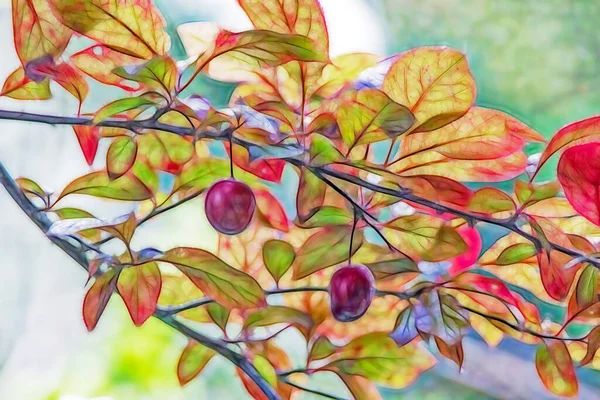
{"left": 254, "top": 189, "right": 289, "bottom": 232}
{"left": 382, "top": 47, "right": 475, "bottom": 132}
{"left": 71, "top": 45, "right": 142, "bottom": 91}
{"left": 82, "top": 268, "right": 118, "bottom": 331}
{"left": 117, "top": 262, "right": 161, "bottom": 326}
{"left": 227, "top": 144, "right": 286, "bottom": 182}
{"left": 12, "top": 0, "right": 72, "bottom": 64}
{"left": 535, "top": 341, "right": 578, "bottom": 397}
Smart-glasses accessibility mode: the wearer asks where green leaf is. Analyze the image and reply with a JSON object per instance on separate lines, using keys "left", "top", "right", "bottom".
{"left": 293, "top": 226, "right": 363, "bottom": 280}
{"left": 515, "top": 180, "right": 560, "bottom": 207}
{"left": 535, "top": 341, "right": 578, "bottom": 397}
{"left": 309, "top": 336, "right": 338, "bottom": 362}
{"left": 337, "top": 89, "right": 415, "bottom": 150}
{"left": 131, "top": 159, "right": 159, "bottom": 194}
{"left": 97, "top": 212, "right": 137, "bottom": 245}
{"left": 107, "top": 136, "right": 137, "bottom": 180}
{"left": 296, "top": 206, "right": 353, "bottom": 228}
{"left": 496, "top": 243, "right": 538, "bottom": 265}
{"left": 176, "top": 158, "right": 230, "bottom": 191}
{"left": 137, "top": 131, "right": 194, "bottom": 173}
{"left": 82, "top": 268, "right": 118, "bottom": 331}
{"left": 53, "top": 207, "right": 101, "bottom": 241}
{"left": 114, "top": 56, "right": 177, "bottom": 94}
{"left": 93, "top": 94, "right": 159, "bottom": 123}
{"left": 177, "top": 340, "right": 215, "bottom": 386}
{"left": 253, "top": 355, "right": 277, "bottom": 387}
{"left": 383, "top": 215, "right": 467, "bottom": 262}
{"left": 568, "top": 264, "right": 597, "bottom": 318}
{"left": 365, "top": 257, "right": 419, "bottom": 280}
{"left": 57, "top": 171, "right": 153, "bottom": 202}
{"left": 15, "top": 177, "right": 46, "bottom": 199}
{"left": 117, "top": 262, "right": 161, "bottom": 326}
{"left": 309, "top": 135, "right": 344, "bottom": 165}
{"left": 160, "top": 248, "right": 265, "bottom": 309}
{"left": 1, "top": 67, "right": 51, "bottom": 100}
{"left": 468, "top": 188, "right": 516, "bottom": 214}
{"left": 321, "top": 332, "right": 435, "bottom": 388}
{"left": 262, "top": 240, "right": 295, "bottom": 284}
{"left": 244, "top": 306, "right": 313, "bottom": 339}
{"left": 206, "top": 303, "right": 230, "bottom": 333}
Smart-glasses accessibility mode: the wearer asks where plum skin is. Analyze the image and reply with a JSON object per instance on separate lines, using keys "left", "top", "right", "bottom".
{"left": 205, "top": 179, "right": 256, "bottom": 235}
{"left": 329, "top": 264, "right": 375, "bottom": 322}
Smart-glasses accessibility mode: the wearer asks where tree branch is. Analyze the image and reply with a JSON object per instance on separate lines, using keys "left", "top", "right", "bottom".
{"left": 0, "top": 160, "right": 282, "bottom": 400}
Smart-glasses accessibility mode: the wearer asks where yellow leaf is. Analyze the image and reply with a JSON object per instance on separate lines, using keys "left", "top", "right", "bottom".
{"left": 382, "top": 46, "right": 475, "bottom": 132}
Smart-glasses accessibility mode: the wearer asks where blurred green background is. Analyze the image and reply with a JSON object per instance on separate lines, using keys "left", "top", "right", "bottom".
{"left": 0, "top": 0, "right": 599, "bottom": 399}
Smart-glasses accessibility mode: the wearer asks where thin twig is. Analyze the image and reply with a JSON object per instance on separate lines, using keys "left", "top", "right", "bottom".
{"left": 0, "top": 160, "right": 282, "bottom": 400}
{"left": 279, "top": 377, "right": 349, "bottom": 400}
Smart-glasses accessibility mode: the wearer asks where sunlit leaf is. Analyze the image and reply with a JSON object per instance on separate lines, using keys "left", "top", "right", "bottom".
{"left": 96, "top": 212, "right": 137, "bottom": 245}
{"left": 383, "top": 215, "right": 467, "bottom": 262}
{"left": 382, "top": 47, "right": 476, "bottom": 132}
{"left": 534, "top": 115, "right": 600, "bottom": 177}
{"left": 94, "top": 94, "right": 159, "bottom": 123}
{"left": 320, "top": 332, "right": 435, "bottom": 388}
{"left": 313, "top": 53, "right": 380, "bottom": 98}
{"left": 514, "top": 180, "right": 560, "bottom": 207}
{"left": 161, "top": 247, "right": 265, "bottom": 308}
{"left": 228, "top": 144, "right": 286, "bottom": 182}
{"left": 293, "top": 226, "right": 363, "bottom": 279}
{"left": 239, "top": 0, "right": 329, "bottom": 59}
{"left": 13, "top": 0, "right": 71, "bottom": 63}
{"left": 206, "top": 303, "right": 230, "bottom": 333}
{"left": 245, "top": 306, "right": 313, "bottom": 339}
{"left": 535, "top": 341, "right": 578, "bottom": 397}
{"left": 176, "top": 158, "right": 230, "bottom": 192}
{"left": 254, "top": 190, "right": 289, "bottom": 232}
{"left": 558, "top": 142, "right": 600, "bottom": 226}
{"left": 35, "top": 62, "right": 88, "bottom": 108}
{"left": 296, "top": 168, "right": 326, "bottom": 223}
{"left": 50, "top": 0, "right": 170, "bottom": 59}
{"left": 177, "top": 340, "right": 215, "bottom": 386}
{"left": 71, "top": 45, "right": 142, "bottom": 91}
{"left": 114, "top": 56, "right": 177, "bottom": 95}
{"left": 262, "top": 239, "right": 296, "bottom": 284}
{"left": 72, "top": 126, "right": 100, "bottom": 166}
{"left": 53, "top": 207, "right": 101, "bottom": 241}
{"left": 137, "top": 130, "right": 194, "bottom": 174}
{"left": 158, "top": 273, "right": 210, "bottom": 323}
{"left": 16, "top": 177, "right": 46, "bottom": 200}
{"left": 496, "top": 243, "right": 537, "bottom": 265}
{"left": 337, "top": 89, "right": 415, "bottom": 150}
{"left": 468, "top": 187, "right": 516, "bottom": 214}
{"left": 567, "top": 265, "right": 597, "bottom": 319}
{"left": 57, "top": 171, "right": 153, "bottom": 202}
{"left": 107, "top": 136, "right": 137, "bottom": 180}
{"left": 1, "top": 67, "right": 51, "bottom": 100}
{"left": 296, "top": 206, "right": 353, "bottom": 228}
{"left": 82, "top": 268, "right": 118, "bottom": 331}
{"left": 309, "top": 135, "right": 344, "bottom": 166}
{"left": 117, "top": 262, "right": 161, "bottom": 326}
{"left": 308, "top": 335, "right": 338, "bottom": 362}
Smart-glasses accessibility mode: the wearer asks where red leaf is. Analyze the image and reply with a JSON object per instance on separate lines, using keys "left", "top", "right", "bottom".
{"left": 71, "top": 45, "right": 142, "bottom": 91}
{"left": 535, "top": 115, "right": 600, "bottom": 178}
{"left": 117, "top": 262, "right": 162, "bottom": 326}
{"left": 448, "top": 226, "right": 482, "bottom": 275}
{"left": 82, "top": 268, "right": 118, "bottom": 331}
{"left": 558, "top": 142, "right": 600, "bottom": 226}
{"left": 254, "top": 189, "right": 289, "bottom": 232}
{"left": 227, "top": 143, "right": 285, "bottom": 182}
{"left": 537, "top": 252, "right": 576, "bottom": 302}
{"left": 73, "top": 126, "right": 100, "bottom": 165}
{"left": 35, "top": 62, "right": 88, "bottom": 111}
